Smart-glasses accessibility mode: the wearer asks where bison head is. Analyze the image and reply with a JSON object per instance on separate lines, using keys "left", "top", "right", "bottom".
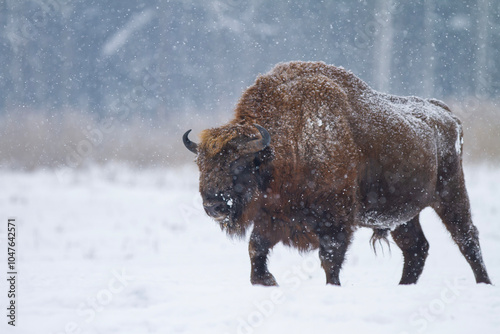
{"left": 183, "top": 124, "right": 272, "bottom": 236}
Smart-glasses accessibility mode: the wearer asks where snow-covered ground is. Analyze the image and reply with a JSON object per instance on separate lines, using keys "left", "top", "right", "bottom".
{"left": 0, "top": 164, "right": 499, "bottom": 334}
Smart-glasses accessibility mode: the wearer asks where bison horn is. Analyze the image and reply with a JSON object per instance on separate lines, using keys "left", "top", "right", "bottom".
{"left": 254, "top": 124, "right": 271, "bottom": 148}
{"left": 183, "top": 129, "right": 198, "bottom": 154}
{"left": 241, "top": 124, "right": 271, "bottom": 154}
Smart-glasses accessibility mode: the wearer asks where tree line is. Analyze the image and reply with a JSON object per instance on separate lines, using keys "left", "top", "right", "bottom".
{"left": 1, "top": 0, "right": 498, "bottom": 118}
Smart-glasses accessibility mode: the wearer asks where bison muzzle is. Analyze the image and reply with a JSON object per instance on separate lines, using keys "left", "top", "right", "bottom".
{"left": 183, "top": 61, "right": 491, "bottom": 286}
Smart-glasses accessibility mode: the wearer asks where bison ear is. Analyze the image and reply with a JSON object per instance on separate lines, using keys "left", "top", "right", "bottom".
{"left": 240, "top": 124, "right": 271, "bottom": 155}
{"left": 183, "top": 130, "right": 198, "bottom": 154}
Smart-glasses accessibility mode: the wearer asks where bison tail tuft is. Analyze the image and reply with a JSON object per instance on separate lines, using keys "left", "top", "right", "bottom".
{"left": 370, "top": 228, "right": 391, "bottom": 256}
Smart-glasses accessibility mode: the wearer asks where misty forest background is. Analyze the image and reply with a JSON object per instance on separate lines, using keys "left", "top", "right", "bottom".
{"left": 0, "top": 0, "right": 499, "bottom": 170}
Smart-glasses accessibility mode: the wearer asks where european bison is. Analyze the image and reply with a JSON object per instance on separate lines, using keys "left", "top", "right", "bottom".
{"left": 183, "top": 61, "right": 491, "bottom": 286}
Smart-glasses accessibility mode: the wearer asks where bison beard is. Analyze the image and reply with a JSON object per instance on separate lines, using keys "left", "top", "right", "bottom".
{"left": 183, "top": 61, "right": 491, "bottom": 286}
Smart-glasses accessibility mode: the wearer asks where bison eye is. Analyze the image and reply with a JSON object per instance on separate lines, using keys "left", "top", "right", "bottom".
{"left": 234, "top": 165, "right": 246, "bottom": 174}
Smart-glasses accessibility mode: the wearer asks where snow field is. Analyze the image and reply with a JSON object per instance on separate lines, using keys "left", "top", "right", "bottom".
{"left": 0, "top": 164, "right": 498, "bottom": 334}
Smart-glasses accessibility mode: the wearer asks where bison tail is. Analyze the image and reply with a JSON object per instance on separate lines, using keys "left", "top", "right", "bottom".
{"left": 370, "top": 228, "right": 391, "bottom": 256}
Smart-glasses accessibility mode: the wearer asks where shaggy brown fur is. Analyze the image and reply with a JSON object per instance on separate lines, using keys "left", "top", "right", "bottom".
{"left": 184, "top": 61, "right": 491, "bottom": 286}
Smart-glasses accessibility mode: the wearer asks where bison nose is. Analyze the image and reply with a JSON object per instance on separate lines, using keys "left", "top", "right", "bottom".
{"left": 203, "top": 203, "right": 227, "bottom": 217}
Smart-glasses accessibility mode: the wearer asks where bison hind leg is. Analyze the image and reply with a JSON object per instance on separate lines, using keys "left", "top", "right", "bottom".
{"left": 370, "top": 228, "right": 391, "bottom": 256}
{"left": 432, "top": 166, "right": 491, "bottom": 284}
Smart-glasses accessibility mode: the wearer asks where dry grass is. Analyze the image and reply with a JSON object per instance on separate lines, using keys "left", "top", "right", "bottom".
{"left": 0, "top": 108, "right": 231, "bottom": 170}
{"left": 0, "top": 100, "right": 498, "bottom": 171}
{"left": 447, "top": 99, "right": 500, "bottom": 164}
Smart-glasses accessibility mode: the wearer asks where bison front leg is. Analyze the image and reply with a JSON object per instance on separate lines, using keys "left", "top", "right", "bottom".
{"left": 391, "top": 215, "right": 429, "bottom": 284}
{"left": 249, "top": 230, "right": 278, "bottom": 286}
{"left": 318, "top": 226, "right": 352, "bottom": 285}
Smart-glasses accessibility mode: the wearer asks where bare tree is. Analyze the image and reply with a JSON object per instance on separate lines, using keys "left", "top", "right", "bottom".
{"left": 4, "top": 1, "right": 25, "bottom": 109}
{"left": 475, "top": 0, "right": 490, "bottom": 98}
{"left": 423, "top": 0, "right": 436, "bottom": 97}
{"left": 373, "top": 0, "right": 394, "bottom": 92}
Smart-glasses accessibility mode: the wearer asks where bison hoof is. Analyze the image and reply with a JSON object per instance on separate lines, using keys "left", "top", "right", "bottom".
{"left": 326, "top": 278, "right": 341, "bottom": 286}
{"left": 251, "top": 273, "right": 278, "bottom": 286}
{"left": 477, "top": 277, "right": 492, "bottom": 285}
